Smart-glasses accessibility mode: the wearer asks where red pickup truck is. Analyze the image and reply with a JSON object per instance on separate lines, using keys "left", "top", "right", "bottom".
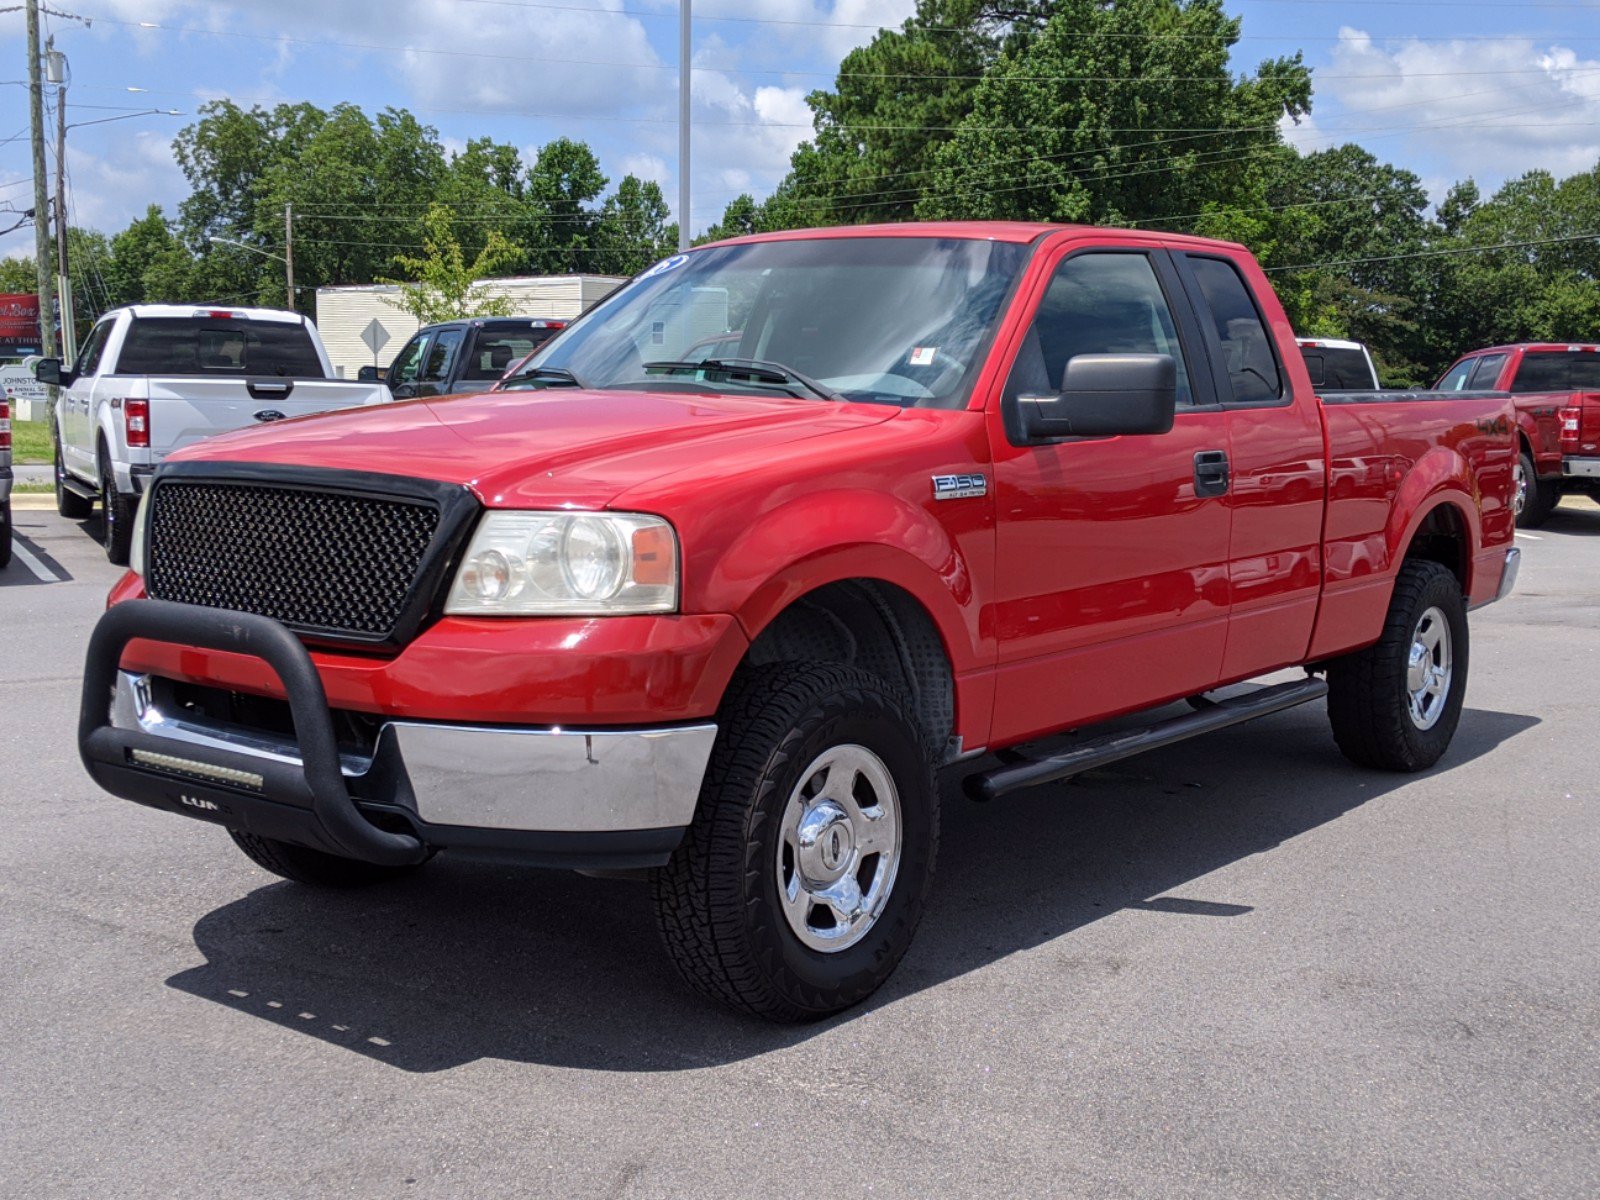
{"left": 1437, "top": 342, "right": 1600, "bottom": 526}
{"left": 79, "top": 223, "right": 1518, "bottom": 1020}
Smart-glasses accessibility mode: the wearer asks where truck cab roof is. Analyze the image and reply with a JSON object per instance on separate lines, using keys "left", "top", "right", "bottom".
{"left": 111, "top": 304, "right": 309, "bottom": 325}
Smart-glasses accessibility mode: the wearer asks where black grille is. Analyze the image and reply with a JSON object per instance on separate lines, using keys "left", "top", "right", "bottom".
{"left": 146, "top": 482, "right": 442, "bottom": 641}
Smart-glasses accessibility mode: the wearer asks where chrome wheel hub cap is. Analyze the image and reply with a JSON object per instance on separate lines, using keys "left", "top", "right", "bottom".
{"left": 776, "top": 744, "right": 902, "bottom": 953}
{"left": 1513, "top": 460, "right": 1528, "bottom": 517}
{"left": 1406, "top": 606, "right": 1453, "bottom": 731}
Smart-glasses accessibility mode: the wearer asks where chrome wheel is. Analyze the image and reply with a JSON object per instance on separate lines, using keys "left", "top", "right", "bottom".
{"left": 1406, "top": 605, "right": 1453, "bottom": 731}
{"left": 1512, "top": 458, "right": 1528, "bottom": 518}
{"left": 776, "top": 743, "right": 902, "bottom": 953}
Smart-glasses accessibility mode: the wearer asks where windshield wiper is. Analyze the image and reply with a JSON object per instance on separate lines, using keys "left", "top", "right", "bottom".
{"left": 644, "top": 358, "right": 844, "bottom": 402}
{"left": 513, "top": 365, "right": 586, "bottom": 388}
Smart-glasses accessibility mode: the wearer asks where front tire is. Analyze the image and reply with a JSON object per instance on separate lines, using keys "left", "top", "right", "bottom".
{"left": 1327, "top": 559, "right": 1468, "bottom": 772}
{"left": 0, "top": 497, "right": 11, "bottom": 569}
{"left": 228, "top": 829, "right": 430, "bottom": 888}
{"left": 652, "top": 663, "right": 939, "bottom": 1021}
{"left": 98, "top": 447, "right": 133, "bottom": 566}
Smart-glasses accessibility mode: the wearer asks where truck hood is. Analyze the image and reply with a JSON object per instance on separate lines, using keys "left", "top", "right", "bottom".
{"left": 171, "top": 388, "right": 899, "bottom": 507}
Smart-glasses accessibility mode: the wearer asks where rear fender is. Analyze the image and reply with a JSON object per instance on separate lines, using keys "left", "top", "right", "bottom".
{"left": 1385, "top": 446, "right": 1487, "bottom": 593}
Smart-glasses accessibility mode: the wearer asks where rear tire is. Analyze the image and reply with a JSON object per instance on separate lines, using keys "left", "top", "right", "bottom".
{"left": 0, "top": 498, "right": 11, "bottom": 569}
{"left": 55, "top": 440, "right": 92, "bottom": 520}
{"left": 98, "top": 446, "right": 133, "bottom": 566}
{"left": 651, "top": 663, "right": 939, "bottom": 1021}
{"left": 1514, "top": 451, "right": 1559, "bottom": 528}
{"left": 1327, "top": 559, "right": 1468, "bottom": 772}
{"left": 227, "top": 829, "right": 430, "bottom": 888}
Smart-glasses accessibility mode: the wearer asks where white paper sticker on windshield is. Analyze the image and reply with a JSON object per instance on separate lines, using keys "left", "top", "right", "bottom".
{"left": 639, "top": 253, "right": 689, "bottom": 280}
{"left": 910, "top": 346, "right": 937, "bottom": 366}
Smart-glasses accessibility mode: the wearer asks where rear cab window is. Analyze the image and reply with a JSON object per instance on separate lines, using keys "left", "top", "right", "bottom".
{"left": 114, "top": 317, "right": 324, "bottom": 378}
{"left": 462, "top": 328, "right": 557, "bottom": 381}
{"left": 1299, "top": 345, "right": 1376, "bottom": 389}
{"left": 1184, "top": 255, "right": 1283, "bottom": 404}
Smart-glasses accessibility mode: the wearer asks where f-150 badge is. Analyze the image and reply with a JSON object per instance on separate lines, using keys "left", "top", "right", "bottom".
{"left": 933, "top": 473, "right": 988, "bottom": 500}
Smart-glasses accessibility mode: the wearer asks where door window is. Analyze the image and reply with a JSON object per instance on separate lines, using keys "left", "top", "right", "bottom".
{"left": 421, "top": 328, "right": 465, "bottom": 384}
{"left": 1467, "top": 353, "right": 1507, "bottom": 389}
{"left": 1186, "top": 256, "right": 1283, "bottom": 404}
{"left": 76, "top": 321, "right": 113, "bottom": 377}
{"left": 1437, "top": 358, "right": 1476, "bottom": 391}
{"left": 1005, "top": 252, "right": 1193, "bottom": 406}
{"left": 387, "top": 333, "right": 430, "bottom": 386}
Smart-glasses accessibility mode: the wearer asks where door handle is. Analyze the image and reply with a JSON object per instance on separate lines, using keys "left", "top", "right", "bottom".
{"left": 1194, "top": 449, "right": 1230, "bottom": 498}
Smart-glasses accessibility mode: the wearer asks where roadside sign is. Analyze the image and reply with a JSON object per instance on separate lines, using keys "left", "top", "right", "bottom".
{"left": 360, "top": 318, "right": 391, "bottom": 358}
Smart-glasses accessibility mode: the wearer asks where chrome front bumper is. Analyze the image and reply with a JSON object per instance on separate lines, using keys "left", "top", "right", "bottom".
{"left": 112, "top": 672, "right": 717, "bottom": 836}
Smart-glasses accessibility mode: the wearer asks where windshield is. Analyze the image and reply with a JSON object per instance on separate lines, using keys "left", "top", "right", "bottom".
{"left": 504, "top": 236, "right": 1030, "bottom": 408}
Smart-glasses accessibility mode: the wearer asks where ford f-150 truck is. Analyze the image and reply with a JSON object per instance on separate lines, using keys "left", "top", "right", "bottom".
{"left": 356, "top": 316, "right": 568, "bottom": 399}
{"left": 1437, "top": 342, "right": 1600, "bottom": 526}
{"left": 77, "top": 223, "right": 1518, "bottom": 1021}
{"left": 34, "top": 305, "right": 392, "bottom": 564}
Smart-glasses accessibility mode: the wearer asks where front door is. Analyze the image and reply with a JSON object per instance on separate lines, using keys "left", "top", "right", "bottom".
{"left": 987, "top": 244, "right": 1233, "bottom": 745}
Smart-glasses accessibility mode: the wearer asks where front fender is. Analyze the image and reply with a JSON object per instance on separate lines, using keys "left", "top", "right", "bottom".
{"left": 702, "top": 488, "right": 983, "bottom": 671}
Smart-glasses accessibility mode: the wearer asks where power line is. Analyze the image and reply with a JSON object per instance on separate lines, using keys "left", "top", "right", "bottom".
{"left": 1265, "top": 231, "right": 1600, "bottom": 273}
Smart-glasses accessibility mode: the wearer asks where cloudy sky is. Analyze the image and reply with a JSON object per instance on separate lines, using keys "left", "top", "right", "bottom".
{"left": 1, "top": 0, "right": 1599, "bottom": 254}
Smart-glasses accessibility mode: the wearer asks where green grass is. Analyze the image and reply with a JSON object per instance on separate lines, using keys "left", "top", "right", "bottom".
{"left": 7, "top": 418, "right": 51, "bottom": 465}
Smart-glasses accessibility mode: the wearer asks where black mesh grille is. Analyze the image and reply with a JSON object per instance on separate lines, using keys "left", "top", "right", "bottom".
{"left": 146, "top": 482, "right": 441, "bottom": 640}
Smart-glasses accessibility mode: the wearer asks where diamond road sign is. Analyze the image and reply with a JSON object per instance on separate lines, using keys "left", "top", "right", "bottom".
{"left": 360, "top": 318, "right": 391, "bottom": 356}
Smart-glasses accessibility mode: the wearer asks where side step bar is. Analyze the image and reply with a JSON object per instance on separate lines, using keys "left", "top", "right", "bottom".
{"left": 61, "top": 474, "right": 98, "bottom": 500}
{"left": 966, "top": 677, "right": 1329, "bottom": 803}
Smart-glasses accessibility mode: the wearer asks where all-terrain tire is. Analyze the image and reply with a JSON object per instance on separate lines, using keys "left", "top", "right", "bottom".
{"left": 1515, "top": 450, "right": 1560, "bottom": 529}
{"left": 651, "top": 663, "right": 939, "bottom": 1022}
{"left": 55, "top": 439, "right": 92, "bottom": 519}
{"left": 98, "top": 445, "right": 133, "bottom": 566}
{"left": 228, "top": 829, "right": 430, "bottom": 888}
{"left": 1327, "top": 559, "right": 1468, "bottom": 772}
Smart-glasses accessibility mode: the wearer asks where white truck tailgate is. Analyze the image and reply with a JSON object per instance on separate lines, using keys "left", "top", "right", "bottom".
{"left": 142, "top": 377, "right": 388, "bottom": 459}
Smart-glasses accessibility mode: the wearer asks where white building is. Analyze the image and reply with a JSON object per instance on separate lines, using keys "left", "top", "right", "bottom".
{"left": 315, "top": 274, "right": 626, "bottom": 378}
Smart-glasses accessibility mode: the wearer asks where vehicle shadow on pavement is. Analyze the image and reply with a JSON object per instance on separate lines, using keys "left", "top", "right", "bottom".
{"left": 1540, "top": 503, "right": 1600, "bottom": 536}
{"left": 166, "top": 703, "right": 1537, "bottom": 1074}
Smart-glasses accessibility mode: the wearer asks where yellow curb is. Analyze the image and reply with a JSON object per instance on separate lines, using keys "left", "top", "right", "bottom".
{"left": 10, "top": 495, "right": 59, "bottom": 510}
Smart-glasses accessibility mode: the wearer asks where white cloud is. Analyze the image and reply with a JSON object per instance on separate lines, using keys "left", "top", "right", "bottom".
{"left": 64, "top": 130, "right": 187, "bottom": 232}
{"left": 1319, "top": 27, "right": 1600, "bottom": 186}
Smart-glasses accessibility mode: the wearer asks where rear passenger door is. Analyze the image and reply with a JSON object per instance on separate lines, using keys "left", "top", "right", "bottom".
{"left": 1173, "top": 252, "right": 1327, "bottom": 679}
{"left": 64, "top": 317, "right": 113, "bottom": 476}
{"left": 987, "top": 244, "right": 1233, "bottom": 744}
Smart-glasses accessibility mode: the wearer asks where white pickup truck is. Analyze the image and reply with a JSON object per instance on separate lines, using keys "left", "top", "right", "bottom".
{"left": 36, "top": 305, "right": 391, "bottom": 563}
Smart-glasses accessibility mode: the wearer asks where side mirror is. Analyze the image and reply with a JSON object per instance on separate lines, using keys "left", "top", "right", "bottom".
{"left": 1018, "top": 353, "right": 1177, "bottom": 442}
{"left": 34, "top": 357, "right": 64, "bottom": 386}
{"left": 356, "top": 365, "right": 381, "bottom": 382}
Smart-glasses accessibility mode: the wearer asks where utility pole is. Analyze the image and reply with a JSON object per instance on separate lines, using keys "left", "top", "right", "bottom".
{"left": 25, "top": 0, "right": 57, "bottom": 362}
{"left": 284, "top": 202, "right": 294, "bottom": 307}
{"left": 678, "top": 0, "right": 690, "bottom": 252}
{"left": 52, "top": 39, "right": 75, "bottom": 364}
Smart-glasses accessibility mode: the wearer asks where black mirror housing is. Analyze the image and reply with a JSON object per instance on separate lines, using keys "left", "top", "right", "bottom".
{"left": 1018, "top": 353, "right": 1178, "bottom": 442}
{"left": 356, "top": 365, "right": 381, "bottom": 382}
{"left": 34, "top": 357, "right": 63, "bottom": 386}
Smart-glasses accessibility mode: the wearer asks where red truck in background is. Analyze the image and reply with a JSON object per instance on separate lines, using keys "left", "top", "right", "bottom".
{"left": 78, "top": 222, "right": 1518, "bottom": 1021}
{"left": 1437, "top": 343, "right": 1600, "bottom": 526}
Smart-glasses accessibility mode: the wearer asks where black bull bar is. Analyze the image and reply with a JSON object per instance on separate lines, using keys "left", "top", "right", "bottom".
{"left": 79, "top": 599, "right": 427, "bottom": 867}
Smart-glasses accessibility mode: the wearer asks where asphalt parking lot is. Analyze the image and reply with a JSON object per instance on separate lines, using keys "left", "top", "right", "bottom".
{"left": 2, "top": 498, "right": 1597, "bottom": 1199}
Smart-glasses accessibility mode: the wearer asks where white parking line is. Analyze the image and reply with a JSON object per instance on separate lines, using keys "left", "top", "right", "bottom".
{"left": 1515, "top": 532, "right": 1543, "bottom": 541}
{"left": 9, "top": 536, "right": 64, "bottom": 583}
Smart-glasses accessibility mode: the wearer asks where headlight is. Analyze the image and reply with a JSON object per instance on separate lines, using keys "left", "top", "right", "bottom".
{"left": 129, "top": 490, "right": 151, "bottom": 576}
{"left": 445, "top": 511, "right": 678, "bottom": 616}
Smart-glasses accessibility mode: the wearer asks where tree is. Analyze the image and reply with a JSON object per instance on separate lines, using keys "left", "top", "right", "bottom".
{"left": 594, "top": 176, "right": 675, "bottom": 275}
{"left": 379, "top": 203, "right": 523, "bottom": 324}
{"left": 524, "top": 137, "right": 608, "bottom": 274}
{"left": 917, "top": 0, "right": 1310, "bottom": 225}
